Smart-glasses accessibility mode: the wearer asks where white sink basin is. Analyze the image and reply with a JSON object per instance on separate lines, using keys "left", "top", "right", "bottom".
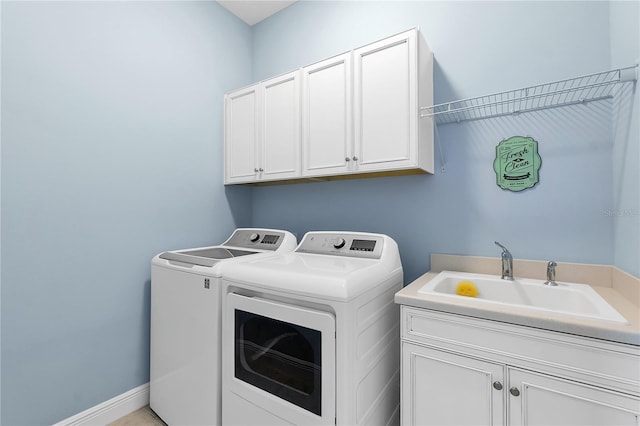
{"left": 418, "top": 271, "right": 628, "bottom": 324}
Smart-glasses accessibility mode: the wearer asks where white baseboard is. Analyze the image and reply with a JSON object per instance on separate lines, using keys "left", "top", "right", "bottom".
{"left": 53, "top": 383, "right": 150, "bottom": 426}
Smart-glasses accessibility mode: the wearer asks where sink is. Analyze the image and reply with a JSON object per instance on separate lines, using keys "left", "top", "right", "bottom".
{"left": 418, "top": 271, "right": 628, "bottom": 324}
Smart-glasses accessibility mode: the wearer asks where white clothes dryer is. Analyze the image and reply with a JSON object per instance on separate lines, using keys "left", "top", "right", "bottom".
{"left": 150, "top": 228, "right": 296, "bottom": 426}
{"left": 221, "top": 231, "right": 403, "bottom": 426}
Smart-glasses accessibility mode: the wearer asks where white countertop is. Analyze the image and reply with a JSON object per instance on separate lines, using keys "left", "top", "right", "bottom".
{"left": 395, "top": 255, "right": 640, "bottom": 346}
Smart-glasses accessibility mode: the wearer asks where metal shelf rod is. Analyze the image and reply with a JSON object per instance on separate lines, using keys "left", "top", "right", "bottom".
{"left": 421, "top": 65, "right": 638, "bottom": 125}
{"left": 437, "top": 94, "right": 614, "bottom": 124}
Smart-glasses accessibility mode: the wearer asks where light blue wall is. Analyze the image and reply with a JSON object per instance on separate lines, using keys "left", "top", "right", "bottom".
{"left": 250, "top": 1, "right": 639, "bottom": 282}
{"left": 1, "top": 1, "right": 252, "bottom": 424}
{"left": 610, "top": 0, "right": 640, "bottom": 277}
{"left": 0, "top": 1, "right": 637, "bottom": 425}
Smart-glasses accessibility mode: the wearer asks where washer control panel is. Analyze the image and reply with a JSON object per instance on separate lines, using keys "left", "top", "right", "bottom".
{"left": 296, "top": 232, "right": 384, "bottom": 259}
{"left": 225, "top": 229, "right": 287, "bottom": 251}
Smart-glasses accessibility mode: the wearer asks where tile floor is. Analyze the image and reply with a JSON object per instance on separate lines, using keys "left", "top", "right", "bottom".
{"left": 108, "top": 406, "right": 166, "bottom": 426}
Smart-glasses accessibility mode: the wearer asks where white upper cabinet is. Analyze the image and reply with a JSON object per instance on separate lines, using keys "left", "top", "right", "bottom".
{"left": 261, "top": 71, "right": 301, "bottom": 182}
{"left": 224, "top": 29, "right": 433, "bottom": 185}
{"left": 353, "top": 29, "right": 433, "bottom": 174}
{"left": 224, "top": 85, "right": 259, "bottom": 184}
{"left": 301, "top": 53, "right": 352, "bottom": 177}
{"left": 224, "top": 71, "right": 301, "bottom": 184}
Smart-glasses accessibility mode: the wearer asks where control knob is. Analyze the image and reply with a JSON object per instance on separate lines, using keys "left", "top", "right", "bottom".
{"left": 333, "top": 238, "right": 346, "bottom": 249}
{"left": 249, "top": 233, "right": 260, "bottom": 243}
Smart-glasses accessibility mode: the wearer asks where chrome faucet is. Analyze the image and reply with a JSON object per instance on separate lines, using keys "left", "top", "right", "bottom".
{"left": 494, "top": 241, "right": 513, "bottom": 280}
{"left": 544, "top": 261, "right": 558, "bottom": 286}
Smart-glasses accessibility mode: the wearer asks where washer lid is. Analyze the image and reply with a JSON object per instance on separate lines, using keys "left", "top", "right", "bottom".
{"left": 159, "top": 247, "right": 257, "bottom": 267}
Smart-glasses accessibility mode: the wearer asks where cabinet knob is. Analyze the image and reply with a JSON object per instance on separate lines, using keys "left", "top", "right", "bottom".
{"left": 509, "top": 387, "right": 520, "bottom": 397}
{"left": 352, "top": 156, "right": 359, "bottom": 161}
{"left": 345, "top": 157, "right": 351, "bottom": 162}
{"left": 492, "top": 381, "right": 503, "bottom": 391}
{"left": 254, "top": 168, "right": 259, "bottom": 173}
{"left": 258, "top": 168, "right": 264, "bottom": 172}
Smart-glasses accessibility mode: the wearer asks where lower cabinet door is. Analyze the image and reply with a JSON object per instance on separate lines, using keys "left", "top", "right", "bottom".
{"left": 401, "top": 342, "right": 505, "bottom": 426}
{"left": 508, "top": 368, "right": 640, "bottom": 426}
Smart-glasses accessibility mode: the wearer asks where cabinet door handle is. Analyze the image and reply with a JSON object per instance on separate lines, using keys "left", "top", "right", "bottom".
{"left": 259, "top": 168, "right": 264, "bottom": 172}
{"left": 345, "top": 157, "right": 351, "bottom": 162}
{"left": 254, "top": 168, "right": 259, "bottom": 173}
{"left": 352, "top": 156, "right": 359, "bottom": 161}
{"left": 492, "top": 381, "right": 503, "bottom": 391}
{"left": 509, "top": 387, "right": 520, "bottom": 397}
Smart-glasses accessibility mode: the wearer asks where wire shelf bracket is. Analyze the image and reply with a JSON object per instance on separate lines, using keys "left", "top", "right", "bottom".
{"left": 420, "top": 65, "right": 638, "bottom": 125}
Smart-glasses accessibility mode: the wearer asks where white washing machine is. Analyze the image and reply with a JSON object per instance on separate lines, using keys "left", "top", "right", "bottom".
{"left": 221, "top": 231, "right": 403, "bottom": 426}
{"left": 150, "top": 228, "right": 297, "bottom": 426}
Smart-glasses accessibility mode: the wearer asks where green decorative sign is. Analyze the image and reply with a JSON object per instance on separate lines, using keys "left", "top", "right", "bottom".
{"left": 493, "top": 136, "right": 541, "bottom": 192}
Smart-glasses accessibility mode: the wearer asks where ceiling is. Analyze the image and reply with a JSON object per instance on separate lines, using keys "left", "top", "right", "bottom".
{"left": 217, "top": 1, "right": 297, "bottom": 26}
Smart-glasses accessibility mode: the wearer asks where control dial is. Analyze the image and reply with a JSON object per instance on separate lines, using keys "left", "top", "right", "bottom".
{"left": 249, "top": 233, "right": 261, "bottom": 243}
{"left": 333, "top": 238, "right": 346, "bottom": 249}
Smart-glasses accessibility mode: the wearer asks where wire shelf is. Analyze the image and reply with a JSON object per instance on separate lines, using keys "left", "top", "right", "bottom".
{"left": 420, "top": 65, "right": 638, "bottom": 125}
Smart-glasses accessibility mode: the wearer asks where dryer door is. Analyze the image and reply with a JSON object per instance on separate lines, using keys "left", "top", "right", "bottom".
{"left": 224, "top": 293, "right": 336, "bottom": 425}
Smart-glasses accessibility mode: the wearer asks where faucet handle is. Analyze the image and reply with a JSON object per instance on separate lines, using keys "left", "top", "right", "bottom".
{"left": 544, "top": 261, "right": 558, "bottom": 286}
{"left": 495, "top": 241, "right": 514, "bottom": 280}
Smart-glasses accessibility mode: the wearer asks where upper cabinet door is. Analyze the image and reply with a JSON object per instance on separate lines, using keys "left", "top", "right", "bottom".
{"left": 301, "top": 53, "right": 353, "bottom": 177}
{"left": 353, "top": 29, "right": 433, "bottom": 174}
{"left": 261, "top": 70, "right": 301, "bottom": 181}
{"left": 224, "top": 85, "right": 259, "bottom": 184}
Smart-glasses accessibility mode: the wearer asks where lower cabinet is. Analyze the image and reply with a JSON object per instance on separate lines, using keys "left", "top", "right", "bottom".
{"left": 402, "top": 343, "right": 504, "bottom": 425}
{"left": 400, "top": 306, "right": 640, "bottom": 426}
{"left": 508, "top": 368, "right": 639, "bottom": 426}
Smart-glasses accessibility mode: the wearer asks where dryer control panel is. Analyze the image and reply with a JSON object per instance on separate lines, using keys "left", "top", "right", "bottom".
{"left": 295, "top": 232, "right": 384, "bottom": 259}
